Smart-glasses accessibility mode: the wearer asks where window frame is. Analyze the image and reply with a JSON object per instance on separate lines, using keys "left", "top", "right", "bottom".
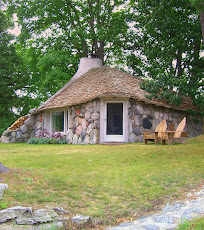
{"left": 49, "top": 108, "right": 70, "bottom": 134}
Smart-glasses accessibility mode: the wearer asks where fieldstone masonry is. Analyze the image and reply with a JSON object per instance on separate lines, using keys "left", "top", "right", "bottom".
{"left": 1, "top": 114, "right": 36, "bottom": 143}
{"left": 127, "top": 99, "right": 203, "bottom": 143}
{"left": 66, "top": 99, "right": 100, "bottom": 144}
{"left": 1, "top": 99, "right": 203, "bottom": 144}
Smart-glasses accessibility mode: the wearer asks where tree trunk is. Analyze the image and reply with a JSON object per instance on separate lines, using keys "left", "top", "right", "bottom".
{"left": 200, "top": 12, "right": 204, "bottom": 42}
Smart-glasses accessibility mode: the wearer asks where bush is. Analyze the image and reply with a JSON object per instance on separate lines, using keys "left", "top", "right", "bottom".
{"left": 28, "top": 137, "right": 67, "bottom": 144}
{"left": 28, "top": 129, "right": 67, "bottom": 144}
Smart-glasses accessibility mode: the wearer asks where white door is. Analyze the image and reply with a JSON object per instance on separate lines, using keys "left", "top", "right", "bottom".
{"left": 104, "top": 102, "right": 125, "bottom": 142}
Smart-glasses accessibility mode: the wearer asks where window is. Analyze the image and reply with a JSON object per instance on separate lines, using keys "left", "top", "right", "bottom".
{"left": 52, "top": 111, "right": 64, "bottom": 132}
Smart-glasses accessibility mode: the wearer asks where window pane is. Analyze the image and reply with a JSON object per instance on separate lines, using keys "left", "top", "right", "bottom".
{"left": 107, "top": 103, "right": 123, "bottom": 135}
{"left": 52, "top": 111, "right": 64, "bottom": 132}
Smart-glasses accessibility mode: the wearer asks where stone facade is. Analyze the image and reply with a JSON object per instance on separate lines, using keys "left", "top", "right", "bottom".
{"left": 127, "top": 99, "right": 203, "bottom": 143}
{"left": 1, "top": 98, "right": 203, "bottom": 144}
{"left": 1, "top": 115, "right": 36, "bottom": 143}
{"left": 66, "top": 99, "right": 100, "bottom": 144}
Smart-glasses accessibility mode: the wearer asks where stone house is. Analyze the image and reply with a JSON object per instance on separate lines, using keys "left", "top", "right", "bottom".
{"left": 1, "top": 57, "right": 203, "bottom": 144}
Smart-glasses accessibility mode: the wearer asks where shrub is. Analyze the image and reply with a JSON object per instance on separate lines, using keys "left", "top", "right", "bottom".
{"left": 28, "top": 137, "right": 67, "bottom": 144}
{"left": 28, "top": 130, "right": 67, "bottom": 144}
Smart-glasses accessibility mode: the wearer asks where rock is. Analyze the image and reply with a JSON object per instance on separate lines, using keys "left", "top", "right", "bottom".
{"left": 2, "top": 130, "right": 12, "bottom": 137}
{"left": 33, "top": 210, "right": 51, "bottom": 223}
{"left": 36, "top": 221, "right": 63, "bottom": 230}
{"left": 0, "top": 163, "right": 9, "bottom": 173}
{"left": 91, "top": 112, "right": 99, "bottom": 121}
{"left": 84, "top": 135, "right": 90, "bottom": 144}
{"left": 80, "top": 130, "right": 86, "bottom": 140}
{"left": 154, "top": 111, "right": 160, "bottom": 120}
{"left": 134, "top": 115, "right": 141, "bottom": 126}
{"left": 182, "top": 207, "right": 203, "bottom": 215}
{"left": 147, "top": 115, "right": 154, "bottom": 120}
{"left": 153, "top": 215, "right": 177, "bottom": 224}
{"left": 78, "top": 117, "right": 82, "bottom": 124}
{"left": 90, "top": 129, "right": 98, "bottom": 144}
{"left": 71, "top": 214, "right": 91, "bottom": 224}
{"left": 52, "top": 207, "right": 69, "bottom": 214}
{"left": 129, "top": 120, "right": 133, "bottom": 133}
{"left": 20, "top": 125, "right": 28, "bottom": 134}
{"left": 89, "top": 107, "right": 95, "bottom": 114}
{"left": 85, "top": 111, "right": 91, "bottom": 120}
{"left": 128, "top": 109, "right": 134, "bottom": 118}
{"left": 144, "top": 225, "right": 159, "bottom": 230}
{"left": 16, "top": 131, "right": 23, "bottom": 139}
{"left": 1, "top": 136, "right": 10, "bottom": 143}
{"left": 0, "top": 184, "right": 8, "bottom": 199}
{"left": 16, "top": 208, "right": 35, "bottom": 225}
{"left": 75, "top": 109, "right": 80, "bottom": 116}
{"left": 128, "top": 133, "right": 137, "bottom": 143}
{"left": 136, "top": 104, "right": 143, "bottom": 114}
{"left": 181, "top": 213, "right": 193, "bottom": 221}
{"left": 86, "top": 101, "right": 93, "bottom": 109}
{"left": 74, "top": 117, "right": 79, "bottom": 127}
{"left": 22, "top": 133, "right": 29, "bottom": 139}
{"left": 143, "top": 118, "right": 152, "bottom": 129}
{"left": 133, "top": 127, "right": 140, "bottom": 136}
{"left": 76, "top": 125, "right": 82, "bottom": 136}
{"left": 94, "top": 120, "right": 100, "bottom": 129}
{"left": 78, "top": 137, "right": 84, "bottom": 145}
{"left": 0, "top": 206, "right": 30, "bottom": 223}
{"left": 119, "top": 222, "right": 133, "bottom": 227}
{"left": 80, "top": 107, "right": 86, "bottom": 114}
{"left": 162, "top": 202, "right": 185, "bottom": 213}
{"left": 0, "top": 206, "right": 63, "bottom": 229}
{"left": 11, "top": 132, "right": 16, "bottom": 138}
{"left": 86, "top": 124, "right": 94, "bottom": 135}
{"left": 164, "top": 113, "right": 168, "bottom": 120}
{"left": 92, "top": 100, "right": 97, "bottom": 107}
{"left": 72, "top": 134, "right": 78, "bottom": 144}
{"left": 68, "top": 119, "right": 73, "bottom": 129}
{"left": 81, "top": 119, "right": 87, "bottom": 130}
{"left": 66, "top": 130, "right": 73, "bottom": 144}
{"left": 24, "top": 116, "right": 35, "bottom": 127}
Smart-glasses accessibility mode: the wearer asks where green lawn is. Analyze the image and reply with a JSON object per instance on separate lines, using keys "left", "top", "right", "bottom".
{"left": 177, "top": 216, "right": 204, "bottom": 230}
{"left": 0, "top": 135, "right": 203, "bottom": 227}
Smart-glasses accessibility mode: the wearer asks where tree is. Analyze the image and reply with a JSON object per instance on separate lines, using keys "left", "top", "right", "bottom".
{"left": 190, "top": 0, "right": 204, "bottom": 41}
{"left": 6, "top": 0, "right": 134, "bottom": 100}
{"left": 0, "top": 9, "right": 28, "bottom": 134}
{"left": 128, "top": 0, "right": 204, "bottom": 111}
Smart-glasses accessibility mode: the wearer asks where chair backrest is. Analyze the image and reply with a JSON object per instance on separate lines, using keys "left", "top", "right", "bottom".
{"left": 174, "top": 117, "right": 186, "bottom": 139}
{"left": 155, "top": 120, "right": 167, "bottom": 137}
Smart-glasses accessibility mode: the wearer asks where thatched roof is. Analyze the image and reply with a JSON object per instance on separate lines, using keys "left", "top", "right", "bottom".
{"left": 36, "top": 66, "right": 195, "bottom": 112}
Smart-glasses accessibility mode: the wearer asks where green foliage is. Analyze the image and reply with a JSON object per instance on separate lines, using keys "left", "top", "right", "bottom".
{"left": 5, "top": 0, "right": 134, "bottom": 101}
{"left": 178, "top": 216, "right": 204, "bottom": 229}
{"left": 28, "top": 137, "right": 67, "bottom": 144}
{"left": 129, "top": 0, "right": 204, "bottom": 111}
{"left": 0, "top": 135, "right": 204, "bottom": 225}
{"left": 0, "top": 9, "right": 31, "bottom": 135}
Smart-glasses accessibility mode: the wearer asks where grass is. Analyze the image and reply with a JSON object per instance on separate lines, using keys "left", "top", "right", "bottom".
{"left": 177, "top": 216, "right": 204, "bottom": 229}
{"left": 0, "top": 135, "right": 203, "bottom": 227}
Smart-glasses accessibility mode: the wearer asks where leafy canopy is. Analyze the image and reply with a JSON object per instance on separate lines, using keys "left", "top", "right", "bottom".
{"left": 128, "top": 0, "right": 204, "bottom": 111}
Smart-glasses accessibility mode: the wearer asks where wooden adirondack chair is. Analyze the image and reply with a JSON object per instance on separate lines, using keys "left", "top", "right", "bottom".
{"left": 161, "top": 117, "right": 188, "bottom": 145}
{"left": 143, "top": 120, "right": 167, "bottom": 144}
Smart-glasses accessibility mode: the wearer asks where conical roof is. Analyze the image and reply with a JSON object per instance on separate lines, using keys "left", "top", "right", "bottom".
{"left": 36, "top": 66, "right": 195, "bottom": 112}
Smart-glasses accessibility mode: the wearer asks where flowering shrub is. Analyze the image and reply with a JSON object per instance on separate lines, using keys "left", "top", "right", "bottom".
{"left": 28, "top": 129, "right": 67, "bottom": 144}
{"left": 37, "top": 129, "right": 62, "bottom": 139}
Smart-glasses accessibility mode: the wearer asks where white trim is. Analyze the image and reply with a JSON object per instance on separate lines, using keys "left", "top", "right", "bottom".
{"left": 100, "top": 98, "right": 128, "bottom": 143}
{"left": 48, "top": 108, "right": 70, "bottom": 135}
